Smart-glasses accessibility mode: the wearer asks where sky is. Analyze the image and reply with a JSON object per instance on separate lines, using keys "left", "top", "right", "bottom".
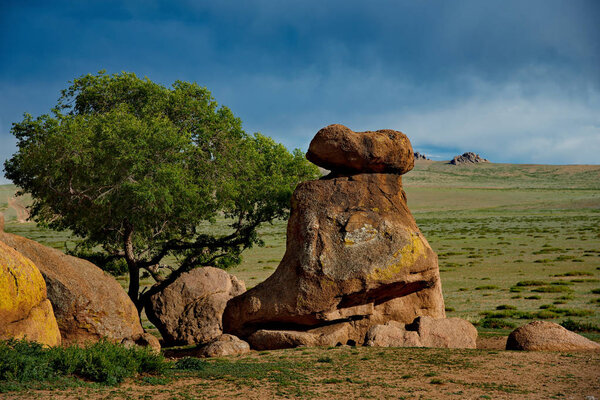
{"left": 1, "top": 0, "right": 599, "bottom": 183}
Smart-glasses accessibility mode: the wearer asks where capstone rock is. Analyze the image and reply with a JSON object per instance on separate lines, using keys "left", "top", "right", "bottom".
{"left": 306, "top": 124, "right": 414, "bottom": 174}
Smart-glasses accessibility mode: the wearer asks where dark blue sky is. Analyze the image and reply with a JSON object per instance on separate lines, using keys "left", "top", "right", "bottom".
{"left": 1, "top": 0, "right": 599, "bottom": 183}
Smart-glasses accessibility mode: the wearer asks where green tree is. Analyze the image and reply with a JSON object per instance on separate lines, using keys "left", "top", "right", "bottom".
{"left": 4, "top": 71, "right": 318, "bottom": 311}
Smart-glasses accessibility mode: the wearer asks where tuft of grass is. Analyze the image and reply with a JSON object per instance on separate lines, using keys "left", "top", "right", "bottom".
{"left": 475, "top": 285, "right": 499, "bottom": 290}
{"left": 516, "top": 280, "right": 547, "bottom": 287}
{"left": 532, "top": 286, "right": 573, "bottom": 293}
{"left": 560, "top": 319, "right": 600, "bottom": 333}
{"left": 496, "top": 305, "right": 517, "bottom": 310}
{"left": 478, "top": 318, "right": 516, "bottom": 329}
{"left": 553, "top": 271, "right": 593, "bottom": 277}
{"left": 525, "top": 295, "right": 541, "bottom": 300}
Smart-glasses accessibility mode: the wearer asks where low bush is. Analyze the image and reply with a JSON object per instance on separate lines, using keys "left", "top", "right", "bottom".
{"left": 478, "top": 318, "right": 516, "bottom": 329}
{"left": 532, "top": 286, "right": 573, "bottom": 293}
{"left": 560, "top": 319, "right": 600, "bottom": 333}
{"left": 0, "top": 339, "right": 168, "bottom": 387}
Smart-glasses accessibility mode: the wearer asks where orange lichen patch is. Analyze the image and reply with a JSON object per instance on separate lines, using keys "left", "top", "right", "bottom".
{"left": 0, "top": 241, "right": 46, "bottom": 324}
{"left": 368, "top": 231, "right": 426, "bottom": 281}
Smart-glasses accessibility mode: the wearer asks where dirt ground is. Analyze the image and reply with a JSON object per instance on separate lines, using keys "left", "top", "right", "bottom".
{"left": 4, "top": 340, "right": 599, "bottom": 400}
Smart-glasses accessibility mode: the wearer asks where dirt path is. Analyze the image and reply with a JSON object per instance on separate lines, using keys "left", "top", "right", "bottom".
{"left": 7, "top": 196, "right": 29, "bottom": 223}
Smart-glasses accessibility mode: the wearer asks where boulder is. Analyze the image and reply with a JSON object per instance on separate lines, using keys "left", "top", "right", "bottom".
{"left": 0, "top": 241, "right": 61, "bottom": 346}
{"left": 506, "top": 321, "right": 600, "bottom": 351}
{"left": 122, "top": 333, "right": 162, "bottom": 354}
{"left": 223, "top": 126, "right": 444, "bottom": 347}
{"left": 0, "top": 231, "right": 143, "bottom": 345}
{"left": 306, "top": 124, "right": 414, "bottom": 174}
{"left": 450, "top": 152, "right": 488, "bottom": 165}
{"left": 145, "top": 267, "right": 245, "bottom": 346}
{"left": 365, "top": 317, "right": 477, "bottom": 349}
{"left": 193, "top": 334, "right": 250, "bottom": 358}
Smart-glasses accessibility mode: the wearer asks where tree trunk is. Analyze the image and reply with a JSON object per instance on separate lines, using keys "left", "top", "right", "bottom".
{"left": 123, "top": 223, "right": 141, "bottom": 310}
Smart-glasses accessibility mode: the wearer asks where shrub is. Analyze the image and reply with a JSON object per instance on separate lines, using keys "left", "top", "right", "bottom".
{"left": 560, "top": 319, "right": 600, "bottom": 333}
{"left": 0, "top": 339, "right": 168, "bottom": 387}
{"left": 532, "top": 286, "right": 573, "bottom": 293}
{"left": 515, "top": 280, "right": 547, "bottom": 287}
{"left": 479, "top": 318, "right": 516, "bottom": 329}
{"left": 496, "top": 305, "right": 517, "bottom": 310}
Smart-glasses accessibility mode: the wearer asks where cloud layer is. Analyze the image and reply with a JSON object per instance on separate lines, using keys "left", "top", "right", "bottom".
{"left": 1, "top": 0, "right": 598, "bottom": 183}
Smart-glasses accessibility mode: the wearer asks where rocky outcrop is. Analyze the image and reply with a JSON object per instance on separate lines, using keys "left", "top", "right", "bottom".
{"left": 506, "top": 321, "right": 600, "bottom": 351}
{"left": 0, "top": 231, "right": 143, "bottom": 345}
{"left": 0, "top": 241, "right": 61, "bottom": 346}
{"left": 450, "top": 152, "right": 488, "bottom": 165}
{"left": 193, "top": 334, "right": 250, "bottom": 358}
{"left": 223, "top": 124, "right": 445, "bottom": 348}
{"left": 414, "top": 152, "right": 430, "bottom": 160}
{"left": 365, "top": 317, "right": 477, "bottom": 348}
{"left": 306, "top": 124, "right": 414, "bottom": 174}
{"left": 145, "top": 267, "right": 246, "bottom": 346}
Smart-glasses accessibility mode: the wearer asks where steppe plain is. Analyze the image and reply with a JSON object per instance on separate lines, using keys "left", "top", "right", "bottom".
{"left": 1, "top": 160, "right": 599, "bottom": 399}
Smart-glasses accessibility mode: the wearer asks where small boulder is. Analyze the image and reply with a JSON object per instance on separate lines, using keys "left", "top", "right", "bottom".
{"left": 0, "top": 231, "right": 143, "bottom": 345}
{"left": 193, "top": 334, "right": 251, "bottom": 358}
{"left": 506, "top": 321, "right": 600, "bottom": 351}
{"left": 0, "top": 241, "right": 61, "bottom": 347}
{"left": 145, "top": 267, "right": 245, "bottom": 346}
{"left": 306, "top": 124, "right": 414, "bottom": 174}
{"left": 122, "top": 333, "right": 161, "bottom": 354}
{"left": 365, "top": 317, "right": 477, "bottom": 349}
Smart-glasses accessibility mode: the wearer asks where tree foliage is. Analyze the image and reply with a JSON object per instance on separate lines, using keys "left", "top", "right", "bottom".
{"left": 4, "top": 71, "right": 319, "bottom": 309}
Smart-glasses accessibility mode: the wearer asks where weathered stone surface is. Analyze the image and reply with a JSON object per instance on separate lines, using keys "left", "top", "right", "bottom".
{"left": 122, "top": 333, "right": 161, "bottom": 354}
{"left": 306, "top": 124, "right": 414, "bottom": 174}
{"left": 223, "top": 172, "right": 444, "bottom": 341}
{"left": 0, "top": 231, "right": 143, "bottom": 345}
{"left": 145, "top": 267, "right": 246, "bottom": 346}
{"left": 506, "top": 321, "right": 600, "bottom": 351}
{"left": 365, "top": 317, "right": 477, "bottom": 349}
{"left": 0, "top": 241, "right": 61, "bottom": 346}
{"left": 193, "top": 334, "right": 251, "bottom": 358}
{"left": 450, "top": 152, "right": 488, "bottom": 165}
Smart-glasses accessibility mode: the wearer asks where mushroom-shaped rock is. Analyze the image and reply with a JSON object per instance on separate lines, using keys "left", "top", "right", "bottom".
{"left": 0, "top": 231, "right": 143, "bottom": 345}
{"left": 306, "top": 124, "right": 414, "bottom": 174}
{"left": 144, "top": 267, "right": 246, "bottom": 346}
{"left": 0, "top": 241, "right": 61, "bottom": 346}
{"left": 506, "top": 321, "right": 600, "bottom": 351}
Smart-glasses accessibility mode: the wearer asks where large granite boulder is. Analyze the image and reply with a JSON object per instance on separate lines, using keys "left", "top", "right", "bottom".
{"left": 0, "top": 231, "right": 143, "bottom": 345}
{"left": 365, "top": 316, "right": 477, "bottom": 349}
{"left": 306, "top": 124, "right": 414, "bottom": 174}
{"left": 0, "top": 241, "right": 61, "bottom": 346}
{"left": 223, "top": 125, "right": 445, "bottom": 346}
{"left": 506, "top": 321, "right": 600, "bottom": 351}
{"left": 145, "top": 267, "right": 246, "bottom": 346}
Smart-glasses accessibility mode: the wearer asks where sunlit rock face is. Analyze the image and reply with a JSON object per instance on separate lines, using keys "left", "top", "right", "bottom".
{"left": 223, "top": 124, "right": 445, "bottom": 347}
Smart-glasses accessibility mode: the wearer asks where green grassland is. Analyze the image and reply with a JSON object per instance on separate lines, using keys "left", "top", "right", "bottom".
{"left": 2, "top": 161, "right": 600, "bottom": 337}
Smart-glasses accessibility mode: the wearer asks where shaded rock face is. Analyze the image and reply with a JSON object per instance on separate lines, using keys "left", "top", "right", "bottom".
{"left": 0, "top": 241, "right": 61, "bottom": 347}
{"left": 306, "top": 124, "right": 414, "bottom": 174}
{"left": 145, "top": 267, "right": 245, "bottom": 346}
{"left": 0, "top": 231, "right": 143, "bottom": 345}
{"left": 365, "top": 317, "right": 477, "bottom": 349}
{"left": 450, "top": 152, "right": 488, "bottom": 165}
{"left": 224, "top": 125, "right": 444, "bottom": 346}
{"left": 122, "top": 333, "right": 162, "bottom": 354}
{"left": 506, "top": 321, "right": 600, "bottom": 351}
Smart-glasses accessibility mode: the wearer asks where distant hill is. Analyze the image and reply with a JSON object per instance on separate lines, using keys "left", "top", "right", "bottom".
{"left": 407, "top": 161, "right": 600, "bottom": 189}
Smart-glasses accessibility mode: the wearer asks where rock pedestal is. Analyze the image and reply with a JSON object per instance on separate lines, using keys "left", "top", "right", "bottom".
{"left": 224, "top": 125, "right": 462, "bottom": 348}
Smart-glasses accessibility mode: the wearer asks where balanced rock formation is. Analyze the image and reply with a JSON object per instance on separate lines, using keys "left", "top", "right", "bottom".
{"left": 414, "top": 152, "right": 430, "bottom": 160}
{"left": 145, "top": 267, "right": 246, "bottom": 346}
{"left": 365, "top": 316, "right": 477, "bottom": 348}
{"left": 0, "top": 230, "right": 143, "bottom": 345}
{"left": 506, "top": 321, "right": 600, "bottom": 351}
{"left": 450, "top": 152, "right": 488, "bottom": 165}
{"left": 223, "top": 124, "right": 447, "bottom": 347}
{"left": 0, "top": 241, "right": 61, "bottom": 346}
